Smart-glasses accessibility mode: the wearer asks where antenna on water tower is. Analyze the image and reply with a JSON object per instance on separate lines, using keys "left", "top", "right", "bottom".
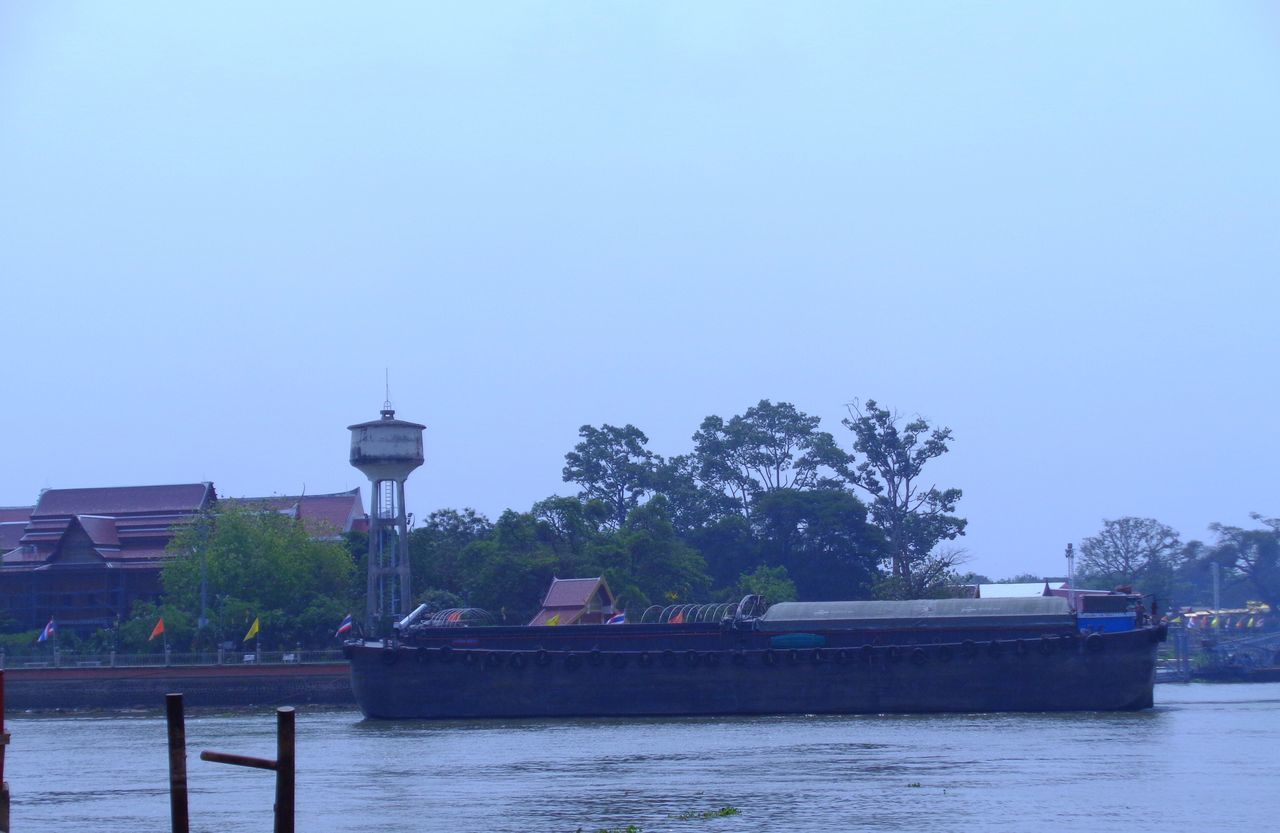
{"left": 348, "top": 386, "right": 425, "bottom": 637}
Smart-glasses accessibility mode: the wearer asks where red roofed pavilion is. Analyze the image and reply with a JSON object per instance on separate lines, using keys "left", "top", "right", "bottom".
{"left": 528, "top": 577, "right": 617, "bottom": 626}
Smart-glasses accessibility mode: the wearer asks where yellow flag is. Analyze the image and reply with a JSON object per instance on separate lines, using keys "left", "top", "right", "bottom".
{"left": 243, "top": 617, "right": 260, "bottom": 642}
{"left": 546, "top": 614, "right": 560, "bottom": 626}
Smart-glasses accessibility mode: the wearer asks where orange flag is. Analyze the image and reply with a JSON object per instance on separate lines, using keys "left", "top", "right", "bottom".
{"left": 149, "top": 618, "right": 166, "bottom": 641}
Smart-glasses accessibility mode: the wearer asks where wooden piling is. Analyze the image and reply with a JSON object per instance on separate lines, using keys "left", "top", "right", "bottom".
{"left": 1, "top": 669, "right": 10, "bottom": 833}
{"left": 199, "top": 705, "right": 296, "bottom": 833}
{"left": 275, "top": 708, "right": 295, "bottom": 833}
{"left": 165, "top": 693, "right": 190, "bottom": 833}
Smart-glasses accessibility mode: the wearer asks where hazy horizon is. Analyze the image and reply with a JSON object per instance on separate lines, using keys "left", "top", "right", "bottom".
{"left": 3, "top": 3, "right": 1277, "bottom": 581}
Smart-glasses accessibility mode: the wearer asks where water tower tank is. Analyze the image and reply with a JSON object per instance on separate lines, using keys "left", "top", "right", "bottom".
{"left": 348, "top": 408, "right": 426, "bottom": 483}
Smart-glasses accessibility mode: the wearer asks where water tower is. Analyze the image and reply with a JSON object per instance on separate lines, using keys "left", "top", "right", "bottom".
{"left": 349, "top": 402, "right": 425, "bottom": 636}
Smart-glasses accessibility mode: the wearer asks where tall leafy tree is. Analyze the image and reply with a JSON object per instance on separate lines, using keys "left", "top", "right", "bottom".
{"left": 562, "top": 424, "right": 660, "bottom": 527}
{"left": 1079, "top": 517, "right": 1182, "bottom": 591}
{"left": 840, "top": 399, "right": 966, "bottom": 595}
{"left": 1206, "top": 514, "right": 1280, "bottom": 616}
{"left": 652, "top": 453, "right": 739, "bottom": 534}
{"left": 409, "top": 508, "right": 493, "bottom": 597}
{"left": 736, "top": 565, "right": 798, "bottom": 604}
{"left": 164, "top": 504, "right": 356, "bottom": 648}
{"left": 589, "top": 496, "right": 710, "bottom": 612}
{"left": 458, "top": 510, "right": 560, "bottom": 622}
{"left": 752, "top": 488, "right": 884, "bottom": 600}
{"left": 692, "top": 400, "right": 847, "bottom": 515}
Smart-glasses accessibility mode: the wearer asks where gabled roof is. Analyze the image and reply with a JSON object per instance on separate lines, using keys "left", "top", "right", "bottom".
{"left": 77, "top": 515, "right": 120, "bottom": 547}
{"left": 227, "top": 489, "right": 366, "bottom": 537}
{"left": 0, "top": 522, "right": 27, "bottom": 552}
{"left": 529, "top": 577, "right": 616, "bottom": 626}
{"left": 32, "top": 483, "right": 215, "bottom": 517}
{"left": 0, "top": 506, "right": 33, "bottom": 524}
{"left": 541, "top": 576, "right": 609, "bottom": 608}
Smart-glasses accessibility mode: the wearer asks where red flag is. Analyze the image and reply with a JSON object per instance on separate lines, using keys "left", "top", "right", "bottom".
{"left": 149, "top": 618, "right": 166, "bottom": 641}
{"left": 669, "top": 611, "right": 684, "bottom": 624}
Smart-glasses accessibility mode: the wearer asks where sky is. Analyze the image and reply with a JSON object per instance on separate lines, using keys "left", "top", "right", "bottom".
{"left": 2, "top": 2, "right": 1278, "bottom": 582}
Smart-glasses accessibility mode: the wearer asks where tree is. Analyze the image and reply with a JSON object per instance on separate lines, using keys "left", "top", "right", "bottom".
{"left": 692, "top": 400, "right": 847, "bottom": 515}
{"left": 840, "top": 399, "right": 966, "bottom": 593}
{"left": 562, "top": 424, "right": 660, "bottom": 527}
{"left": 589, "top": 497, "right": 711, "bottom": 613}
{"left": 531, "top": 495, "right": 604, "bottom": 564}
{"left": 871, "top": 546, "right": 970, "bottom": 600}
{"left": 997, "top": 573, "right": 1044, "bottom": 584}
{"left": 1079, "top": 517, "right": 1182, "bottom": 588}
{"left": 736, "top": 565, "right": 798, "bottom": 604}
{"left": 409, "top": 508, "right": 493, "bottom": 597}
{"left": 458, "top": 510, "right": 561, "bottom": 622}
{"left": 164, "top": 504, "right": 357, "bottom": 648}
{"left": 682, "top": 512, "right": 757, "bottom": 591}
{"left": 651, "top": 453, "right": 739, "bottom": 534}
{"left": 751, "top": 488, "right": 884, "bottom": 601}
{"left": 1206, "top": 514, "right": 1280, "bottom": 616}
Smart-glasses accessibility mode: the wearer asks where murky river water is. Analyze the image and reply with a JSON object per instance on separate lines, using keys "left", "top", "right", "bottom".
{"left": 6, "top": 683, "right": 1278, "bottom": 832}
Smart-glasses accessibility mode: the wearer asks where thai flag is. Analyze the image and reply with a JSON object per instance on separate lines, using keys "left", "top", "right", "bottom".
{"left": 335, "top": 613, "right": 354, "bottom": 637}
{"left": 38, "top": 618, "right": 55, "bottom": 642}
{"left": 606, "top": 612, "right": 626, "bottom": 625}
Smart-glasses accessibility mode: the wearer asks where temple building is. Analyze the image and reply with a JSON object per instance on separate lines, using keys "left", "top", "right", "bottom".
{"left": 0, "top": 484, "right": 366, "bottom": 634}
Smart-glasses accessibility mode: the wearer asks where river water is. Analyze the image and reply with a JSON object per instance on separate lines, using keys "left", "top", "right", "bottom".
{"left": 6, "top": 683, "right": 1278, "bottom": 833}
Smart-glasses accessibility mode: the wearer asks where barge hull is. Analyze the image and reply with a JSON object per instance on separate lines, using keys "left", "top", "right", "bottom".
{"left": 348, "top": 628, "right": 1158, "bottom": 720}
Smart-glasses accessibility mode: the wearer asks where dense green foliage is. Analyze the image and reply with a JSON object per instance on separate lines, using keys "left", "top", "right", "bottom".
{"left": 12, "top": 396, "right": 1273, "bottom": 652}
{"left": 150, "top": 504, "right": 357, "bottom": 651}
{"left": 409, "top": 398, "right": 959, "bottom": 623}
{"left": 840, "top": 399, "right": 967, "bottom": 596}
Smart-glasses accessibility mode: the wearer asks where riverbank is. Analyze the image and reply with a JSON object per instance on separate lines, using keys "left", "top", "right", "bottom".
{"left": 2, "top": 662, "right": 353, "bottom": 709}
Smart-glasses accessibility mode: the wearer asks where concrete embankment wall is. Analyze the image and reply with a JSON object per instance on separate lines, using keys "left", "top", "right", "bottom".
{"left": 3, "top": 663, "right": 354, "bottom": 710}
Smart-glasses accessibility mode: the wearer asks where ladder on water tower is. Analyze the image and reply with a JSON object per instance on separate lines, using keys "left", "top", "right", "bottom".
{"left": 379, "top": 480, "right": 396, "bottom": 520}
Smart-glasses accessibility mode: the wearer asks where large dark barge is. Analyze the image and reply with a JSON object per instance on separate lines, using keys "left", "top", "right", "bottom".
{"left": 346, "top": 596, "right": 1166, "bottom": 720}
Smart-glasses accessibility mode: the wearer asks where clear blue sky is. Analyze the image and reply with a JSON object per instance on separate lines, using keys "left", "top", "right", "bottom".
{"left": 3, "top": 3, "right": 1277, "bottom": 581}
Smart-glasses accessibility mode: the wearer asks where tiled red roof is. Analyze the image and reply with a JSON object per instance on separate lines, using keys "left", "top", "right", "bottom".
{"left": 542, "top": 577, "right": 606, "bottom": 608}
{"left": 226, "top": 489, "right": 366, "bottom": 537}
{"left": 77, "top": 515, "right": 121, "bottom": 547}
{"left": 296, "top": 491, "right": 364, "bottom": 536}
{"left": 0, "top": 522, "right": 27, "bottom": 552}
{"left": 0, "top": 507, "right": 33, "bottom": 524}
{"left": 33, "top": 483, "right": 214, "bottom": 517}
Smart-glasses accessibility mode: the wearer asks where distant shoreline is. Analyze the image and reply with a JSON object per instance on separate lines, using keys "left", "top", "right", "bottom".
{"left": 2, "top": 662, "right": 354, "bottom": 710}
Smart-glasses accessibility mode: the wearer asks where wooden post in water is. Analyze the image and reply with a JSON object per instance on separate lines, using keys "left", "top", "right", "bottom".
{"left": 275, "top": 708, "right": 295, "bottom": 833}
{"left": 200, "top": 706, "right": 296, "bottom": 833}
{"left": 1, "top": 669, "right": 11, "bottom": 833}
{"left": 165, "top": 693, "right": 190, "bottom": 833}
